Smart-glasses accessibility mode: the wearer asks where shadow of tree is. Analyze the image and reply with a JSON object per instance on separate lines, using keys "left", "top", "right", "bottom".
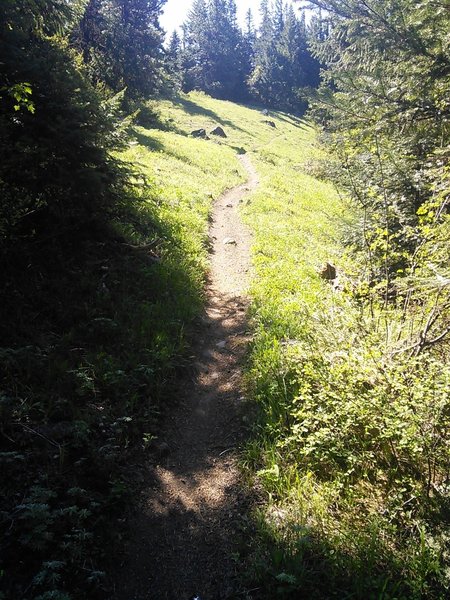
{"left": 111, "top": 291, "right": 256, "bottom": 600}
{"left": 175, "top": 96, "right": 249, "bottom": 135}
{"left": 133, "top": 129, "right": 204, "bottom": 166}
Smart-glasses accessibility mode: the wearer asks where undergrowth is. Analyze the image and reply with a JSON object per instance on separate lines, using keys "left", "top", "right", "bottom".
{"left": 0, "top": 94, "right": 243, "bottom": 599}
{"left": 233, "top": 105, "right": 450, "bottom": 597}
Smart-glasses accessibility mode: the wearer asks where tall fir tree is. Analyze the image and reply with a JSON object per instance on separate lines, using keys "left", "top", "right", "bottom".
{"left": 242, "top": 8, "right": 257, "bottom": 80}
{"left": 181, "top": 0, "right": 250, "bottom": 101}
{"left": 179, "top": 0, "right": 321, "bottom": 109}
{"left": 75, "top": 0, "right": 167, "bottom": 100}
{"left": 249, "top": 0, "right": 276, "bottom": 104}
{"left": 0, "top": 0, "right": 125, "bottom": 241}
{"left": 273, "top": 0, "right": 285, "bottom": 35}
{"left": 167, "top": 29, "right": 183, "bottom": 89}
{"left": 250, "top": 1, "right": 316, "bottom": 110}
{"left": 180, "top": 0, "right": 210, "bottom": 92}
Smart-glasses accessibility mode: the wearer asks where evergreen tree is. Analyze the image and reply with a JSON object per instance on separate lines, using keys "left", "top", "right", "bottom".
{"left": 181, "top": 0, "right": 250, "bottom": 101}
{"left": 75, "top": 0, "right": 167, "bottom": 99}
{"left": 0, "top": 0, "right": 125, "bottom": 242}
{"left": 173, "top": 0, "right": 322, "bottom": 109}
{"left": 181, "top": 0, "right": 210, "bottom": 92}
{"left": 273, "top": 0, "right": 285, "bottom": 35}
{"left": 167, "top": 30, "right": 183, "bottom": 89}
{"left": 307, "top": 0, "right": 450, "bottom": 290}
{"left": 242, "top": 9, "right": 257, "bottom": 81}
{"left": 244, "top": 8, "right": 257, "bottom": 44}
{"left": 249, "top": 0, "right": 276, "bottom": 104}
{"left": 250, "top": 1, "right": 316, "bottom": 111}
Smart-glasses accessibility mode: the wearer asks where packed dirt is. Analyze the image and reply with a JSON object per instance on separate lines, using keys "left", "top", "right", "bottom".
{"left": 113, "top": 154, "right": 259, "bottom": 599}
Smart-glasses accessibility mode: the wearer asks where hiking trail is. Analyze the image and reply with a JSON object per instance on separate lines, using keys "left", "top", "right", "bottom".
{"left": 114, "top": 153, "right": 259, "bottom": 599}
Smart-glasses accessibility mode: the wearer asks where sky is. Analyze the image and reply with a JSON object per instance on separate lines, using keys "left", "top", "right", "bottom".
{"left": 160, "top": 0, "right": 301, "bottom": 36}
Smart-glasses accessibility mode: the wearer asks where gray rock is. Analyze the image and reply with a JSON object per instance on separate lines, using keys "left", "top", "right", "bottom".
{"left": 191, "top": 128, "right": 207, "bottom": 138}
{"left": 264, "top": 120, "right": 277, "bottom": 128}
{"left": 319, "top": 263, "right": 337, "bottom": 280}
{"left": 210, "top": 126, "right": 227, "bottom": 138}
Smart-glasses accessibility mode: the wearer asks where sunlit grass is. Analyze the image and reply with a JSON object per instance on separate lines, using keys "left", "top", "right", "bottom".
{"left": 145, "top": 93, "right": 450, "bottom": 599}
{"left": 120, "top": 93, "right": 448, "bottom": 598}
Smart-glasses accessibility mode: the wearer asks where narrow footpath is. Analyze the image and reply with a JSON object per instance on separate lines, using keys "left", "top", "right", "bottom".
{"left": 114, "top": 154, "right": 259, "bottom": 599}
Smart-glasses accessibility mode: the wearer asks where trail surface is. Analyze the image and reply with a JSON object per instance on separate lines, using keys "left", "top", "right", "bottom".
{"left": 114, "top": 154, "right": 259, "bottom": 599}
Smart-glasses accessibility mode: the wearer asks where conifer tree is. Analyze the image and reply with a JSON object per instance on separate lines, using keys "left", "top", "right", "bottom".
{"left": 250, "top": 1, "right": 315, "bottom": 110}
{"left": 0, "top": 0, "right": 125, "bottom": 241}
{"left": 75, "top": 0, "right": 167, "bottom": 99}
{"left": 249, "top": 0, "right": 276, "bottom": 104}
{"left": 180, "top": 0, "right": 210, "bottom": 92}
{"left": 167, "top": 29, "right": 183, "bottom": 89}
{"left": 307, "top": 0, "right": 450, "bottom": 285}
{"left": 182, "top": 0, "right": 250, "bottom": 101}
{"left": 180, "top": 0, "right": 321, "bottom": 109}
{"left": 242, "top": 8, "right": 257, "bottom": 79}
{"left": 273, "top": 0, "right": 285, "bottom": 35}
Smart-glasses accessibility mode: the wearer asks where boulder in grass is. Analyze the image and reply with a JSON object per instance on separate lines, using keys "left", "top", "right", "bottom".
{"left": 211, "top": 126, "right": 227, "bottom": 138}
{"left": 264, "top": 120, "right": 277, "bottom": 128}
{"left": 319, "top": 262, "right": 337, "bottom": 280}
{"left": 191, "top": 128, "right": 207, "bottom": 138}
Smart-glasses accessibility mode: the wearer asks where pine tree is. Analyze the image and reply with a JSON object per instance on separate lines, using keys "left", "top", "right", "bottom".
{"left": 273, "top": 0, "right": 285, "bottom": 35}
{"left": 242, "top": 9, "right": 257, "bottom": 79}
{"left": 307, "top": 0, "right": 450, "bottom": 282}
{"left": 250, "top": 1, "right": 314, "bottom": 110}
{"left": 0, "top": 0, "right": 125, "bottom": 241}
{"left": 167, "top": 29, "right": 183, "bottom": 90}
{"left": 181, "top": 0, "right": 250, "bottom": 101}
{"left": 249, "top": 0, "right": 275, "bottom": 104}
{"left": 75, "top": 0, "right": 167, "bottom": 99}
{"left": 180, "top": 0, "right": 210, "bottom": 92}
{"left": 180, "top": 0, "right": 320, "bottom": 108}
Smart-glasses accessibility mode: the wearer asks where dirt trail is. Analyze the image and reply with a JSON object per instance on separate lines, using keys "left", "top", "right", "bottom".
{"left": 114, "top": 154, "right": 259, "bottom": 600}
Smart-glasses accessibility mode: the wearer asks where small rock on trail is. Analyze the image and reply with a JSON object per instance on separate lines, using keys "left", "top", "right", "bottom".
{"left": 223, "top": 237, "right": 237, "bottom": 245}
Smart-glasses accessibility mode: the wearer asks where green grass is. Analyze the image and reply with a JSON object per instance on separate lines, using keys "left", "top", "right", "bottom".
{"left": 147, "top": 93, "right": 450, "bottom": 599}
{"left": 2, "top": 91, "right": 448, "bottom": 599}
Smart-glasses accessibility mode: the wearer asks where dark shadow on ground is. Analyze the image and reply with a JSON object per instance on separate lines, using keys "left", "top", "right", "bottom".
{"left": 275, "top": 111, "right": 309, "bottom": 129}
{"left": 134, "top": 130, "right": 200, "bottom": 166}
{"left": 0, "top": 198, "right": 208, "bottom": 598}
{"left": 111, "top": 290, "right": 256, "bottom": 600}
{"left": 175, "top": 96, "right": 249, "bottom": 135}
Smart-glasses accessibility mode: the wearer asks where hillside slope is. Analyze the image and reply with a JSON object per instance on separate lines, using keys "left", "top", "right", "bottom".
{"left": 113, "top": 93, "right": 346, "bottom": 599}
{"left": 9, "top": 91, "right": 446, "bottom": 599}
{"left": 129, "top": 93, "right": 449, "bottom": 600}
